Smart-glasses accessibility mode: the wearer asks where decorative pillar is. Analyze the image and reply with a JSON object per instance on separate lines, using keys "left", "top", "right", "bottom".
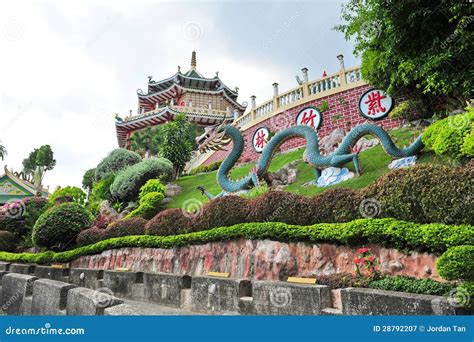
{"left": 273, "top": 83, "right": 279, "bottom": 109}
{"left": 251, "top": 95, "right": 257, "bottom": 121}
{"left": 337, "top": 54, "right": 347, "bottom": 85}
{"left": 233, "top": 109, "right": 239, "bottom": 121}
{"left": 301, "top": 68, "right": 309, "bottom": 97}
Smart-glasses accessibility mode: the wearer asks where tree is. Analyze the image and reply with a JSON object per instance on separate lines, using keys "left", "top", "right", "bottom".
{"left": 82, "top": 168, "right": 96, "bottom": 198}
{"left": 336, "top": 0, "right": 473, "bottom": 117}
{"left": 159, "top": 114, "right": 196, "bottom": 178}
{"left": 22, "top": 145, "right": 56, "bottom": 193}
{"left": 129, "top": 126, "right": 163, "bottom": 158}
{"left": 0, "top": 141, "right": 6, "bottom": 160}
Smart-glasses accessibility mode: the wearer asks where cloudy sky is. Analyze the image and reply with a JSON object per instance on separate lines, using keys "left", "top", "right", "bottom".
{"left": 0, "top": 0, "right": 358, "bottom": 191}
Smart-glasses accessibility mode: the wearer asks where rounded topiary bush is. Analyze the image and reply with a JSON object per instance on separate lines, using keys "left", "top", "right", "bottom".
{"left": 437, "top": 245, "right": 474, "bottom": 281}
{"left": 110, "top": 158, "right": 173, "bottom": 202}
{"left": 362, "top": 163, "right": 473, "bottom": 225}
{"left": 307, "top": 188, "right": 361, "bottom": 224}
{"left": 0, "top": 230, "right": 17, "bottom": 252}
{"left": 104, "top": 217, "right": 147, "bottom": 239}
{"left": 76, "top": 227, "right": 105, "bottom": 247}
{"left": 247, "top": 191, "right": 310, "bottom": 225}
{"left": 95, "top": 148, "right": 142, "bottom": 181}
{"left": 193, "top": 196, "right": 249, "bottom": 231}
{"left": 32, "top": 202, "right": 94, "bottom": 249}
{"left": 146, "top": 208, "right": 192, "bottom": 236}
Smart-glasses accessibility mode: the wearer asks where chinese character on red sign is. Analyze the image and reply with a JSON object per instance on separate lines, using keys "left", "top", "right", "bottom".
{"left": 364, "top": 90, "right": 387, "bottom": 116}
{"left": 255, "top": 130, "right": 267, "bottom": 149}
{"left": 301, "top": 109, "right": 318, "bottom": 128}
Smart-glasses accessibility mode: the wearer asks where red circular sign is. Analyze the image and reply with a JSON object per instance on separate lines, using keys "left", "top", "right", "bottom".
{"left": 295, "top": 106, "right": 322, "bottom": 129}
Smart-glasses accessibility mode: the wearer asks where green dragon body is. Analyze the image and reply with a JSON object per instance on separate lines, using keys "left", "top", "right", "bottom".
{"left": 198, "top": 123, "right": 423, "bottom": 199}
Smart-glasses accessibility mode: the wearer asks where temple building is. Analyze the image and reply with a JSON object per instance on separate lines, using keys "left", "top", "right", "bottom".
{"left": 115, "top": 51, "right": 247, "bottom": 147}
{"left": 0, "top": 166, "right": 48, "bottom": 205}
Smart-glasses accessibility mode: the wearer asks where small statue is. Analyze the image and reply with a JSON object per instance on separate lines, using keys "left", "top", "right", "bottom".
{"left": 115, "top": 114, "right": 123, "bottom": 123}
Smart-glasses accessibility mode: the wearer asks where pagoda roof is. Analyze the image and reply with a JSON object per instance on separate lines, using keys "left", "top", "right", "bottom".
{"left": 0, "top": 166, "right": 48, "bottom": 204}
{"left": 114, "top": 105, "right": 232, "bottom": 147}
{"left": 138, "top": 51, "right": 243, "bottom": 110}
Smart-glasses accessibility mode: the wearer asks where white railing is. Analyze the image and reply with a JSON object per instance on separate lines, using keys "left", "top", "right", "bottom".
{"left": 234, "top": 65, "right": 364, "bottom": 129}
{"left": 123, "top": 104, "right": 229, "bottom": 122}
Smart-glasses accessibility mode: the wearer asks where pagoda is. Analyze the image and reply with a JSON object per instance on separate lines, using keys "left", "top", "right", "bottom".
{"left": 0, "top": 166, "right": 49, "bottom": 204}
{"left": 115, "top": 51, "right": 247, "bottom": 147}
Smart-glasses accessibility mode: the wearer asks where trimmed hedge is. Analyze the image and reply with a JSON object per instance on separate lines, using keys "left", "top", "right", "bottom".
{"left": 76, "top": 227, "right": 105, "bottom": 247}
{"left": 436, "top": 245, "right": 474, "bottom": 281}
{"left": 145, "top": 208, "right": 192, "bottom": 236}
{"left": 187, "top": 160, "right": 222, "bottom": 176}
{"left": 104, "top": 217, "right": 147, "bottom": 239}
{"left": 32, "top": 203, "right": 94, "bottom": 249}
{"left": 0, "top": 231, "right": 17, "bottom": 252}
{"left": 0, "top": 218, "right": 471, "bottom": 266}
{"left": 192, "top": 196, "right": 249, "bottom": 231}
{"left": 367, "top": 275, "right": 454, "bottom": 296}
{"left": 95, "top": 148, "right": 142, "bottom": 181}
{"left": 110, "top": 158, "right": 173, "bottom": 202}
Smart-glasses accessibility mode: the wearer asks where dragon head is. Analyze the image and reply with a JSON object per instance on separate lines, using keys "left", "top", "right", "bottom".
{"left": 196, "top": 117, "right": 233, "bottom": 153}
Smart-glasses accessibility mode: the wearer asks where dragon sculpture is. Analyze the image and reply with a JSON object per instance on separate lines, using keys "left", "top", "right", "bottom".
{"left": 196, "top": 120, "right": 424, "bottom": 199}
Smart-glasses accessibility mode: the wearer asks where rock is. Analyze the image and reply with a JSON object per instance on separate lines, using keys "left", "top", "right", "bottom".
{"left": 353, "top": 137, "right": 379, "bottom": 153}
{"left": 97, "top": 200, "right": 122, "bottom": 224}
{"left": 165, "top": 183, "right": 183, "bottom": 197}
{"left": 319, "top": 128, "right": 345, "bottom": 155}
{"left": 266, "top": 162, "right": 299, "bottom": 189}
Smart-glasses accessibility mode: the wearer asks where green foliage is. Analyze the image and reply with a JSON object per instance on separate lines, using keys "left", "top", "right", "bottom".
{"left": 187, "top": 161, "right": 223, "bottom": 176}
{"left": 422, "top": 109, "right": 474, "bottom": 159}
{"left": 436, "top": 245, "right": 474, "bottom": 281}
{"left": 367, "top": 275, "right": 454, "bottom": 296}
{"left": 0, "top": 141, "right": 6, "bottom": 160}
{"left": 87, "top": 174, "right": 116, "bottom": 214}
{"left": 319, "top": 100, "right": 330, "bottom": 112}
{"left": 22, "top": 145, "right": 56, "bottom": 175}
{"left": 139, "top": 179, "right": 166, "bottom": 198}
{"left": 455, "top": 282, "right": 474, "bottom": 309}
{"left": 95, "top": 148, "right": 141, "bottom": 181}
{"left": 103, "top": 217, "right": 147, "bottom": 239}
{"left": 241, "top": 183, "right": 269, "bottom": 199}
{"left": 159, "top": 114, "right": 196, "bottom": 178}
{"left": 192, "top": 196, "right": 249, "bottom": 232}
{"left": 336, "top": 0, "right": 473, "bottom": 115}
{"left": 129, "top": 126, "right": 163, "bottom": 157}
{"left": 48, "top": 186, "right": 87, "bottom": 206}
{"left": 0, "top": 231, "right": 16, "bottom": 252}
{"left": 0, "top": 219, "right": 471, "bottom": 266}
{"left": 145, "top": 208, "right": 192, "bottom": 236}
{"left": 32, "top": 203, "right": 94, "bottom": 249}
{"left": 110, "top": 158, "right": 173, "bottom": 202}
{"left": 363, "top": 163, "right": 473, "bottom": 225}
{"left": 127, "top": 192, "right": 165, "bottom": 219}
{"left": 82, "top": 168, "right": 96, "bottom": 194}
{"left": 390, "top": 100, "right": 426, "bottom": 121}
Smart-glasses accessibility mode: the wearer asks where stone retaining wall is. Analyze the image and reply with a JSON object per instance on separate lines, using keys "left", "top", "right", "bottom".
{"left": 69, "top": 240, "right": 441, "bottom": 281}
{"left": 0, "top": 265, "right": 467, "bottom": 316}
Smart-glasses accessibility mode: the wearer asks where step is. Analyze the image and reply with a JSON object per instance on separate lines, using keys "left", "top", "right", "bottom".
{"left": 180, "top": 289, "right": 192, "bottom": 310}
{"left": 321, "top": 307, "right": 343, "bottom": 316}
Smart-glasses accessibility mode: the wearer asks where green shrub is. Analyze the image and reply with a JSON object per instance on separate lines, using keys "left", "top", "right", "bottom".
{"left": 48, "top": 186, "right": 87, "bottom": 206}
{"left": 146, "top": 208, "right": 192, "bottom": 236}
{"left": 187, "top": 161, "right": 223, "bottom": 176}
{"left": 307, "top": 188, "right": 361, "bottom": 224}
{"left": 422, "top": 109, "right": 474, "bottom": 159}
{"left": 87, "top": 174, "right": 116, "bottom": 214}
{"left": 454, "top": 282, "right": 474, "bottom": 309}
{"left": 104, "top": 217, "right": 147, "bottom": 239}
{"left": 362, "top": 163, "right": 473, "bottom": 225}
{"left": 0, "top": 231, "right": 17, "bottom": 252}
{"left": 0, "top": 218, "right": 470, "bottom": 266}
{"left": 193, "top": 196, "right": 249, "bottom": 231}
{"left": 76, "top": 227, "right": 105, "bottom": 247}
{"left": 241, "top": 183, "right": 269, "bottom": 199}
{"left": 95, "top": 148, "right": 142, "bottom": 181}
{"left": 139, "top": 179, "right": 166, "bottom": 198}
{"left": 127, "top": 192, "right": 165, "bottom": 219}
{"left": 110, "top": 158, "right": 173, "bottom": 202}
{"left": 32, "top": 203, "right": 94, "bottom": 249}
{"left": 436, "top": 245, "right": 474, "bottom": 281}
{"left": 367, "top": 275, "right": 454, "bottom": 296}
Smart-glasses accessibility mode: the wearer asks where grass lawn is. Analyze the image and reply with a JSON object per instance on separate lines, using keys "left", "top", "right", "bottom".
{"left": 166, "top": 127, "right": 450, "bottom": 208}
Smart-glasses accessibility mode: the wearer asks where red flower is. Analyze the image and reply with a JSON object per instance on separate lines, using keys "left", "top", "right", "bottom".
{"left": 357, "top": 247, "right": 369, "bottom": 254}
{"left": 367, "top": 255, "right": 375, "bottom": 263}
{"left": 354, "top": 258, "right": 362, "bottom": 265}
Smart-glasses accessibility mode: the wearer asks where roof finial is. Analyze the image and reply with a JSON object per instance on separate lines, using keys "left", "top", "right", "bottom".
{"left": 191, "top": 51, "right": 197, "bottom": 69}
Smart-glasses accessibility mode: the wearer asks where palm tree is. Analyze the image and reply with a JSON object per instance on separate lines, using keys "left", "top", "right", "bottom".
{"left": 129, "top": 126, "right": 163, "bottom": 158}
{"left": 0, "top": 141, "right": 7, "bottom": 161}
